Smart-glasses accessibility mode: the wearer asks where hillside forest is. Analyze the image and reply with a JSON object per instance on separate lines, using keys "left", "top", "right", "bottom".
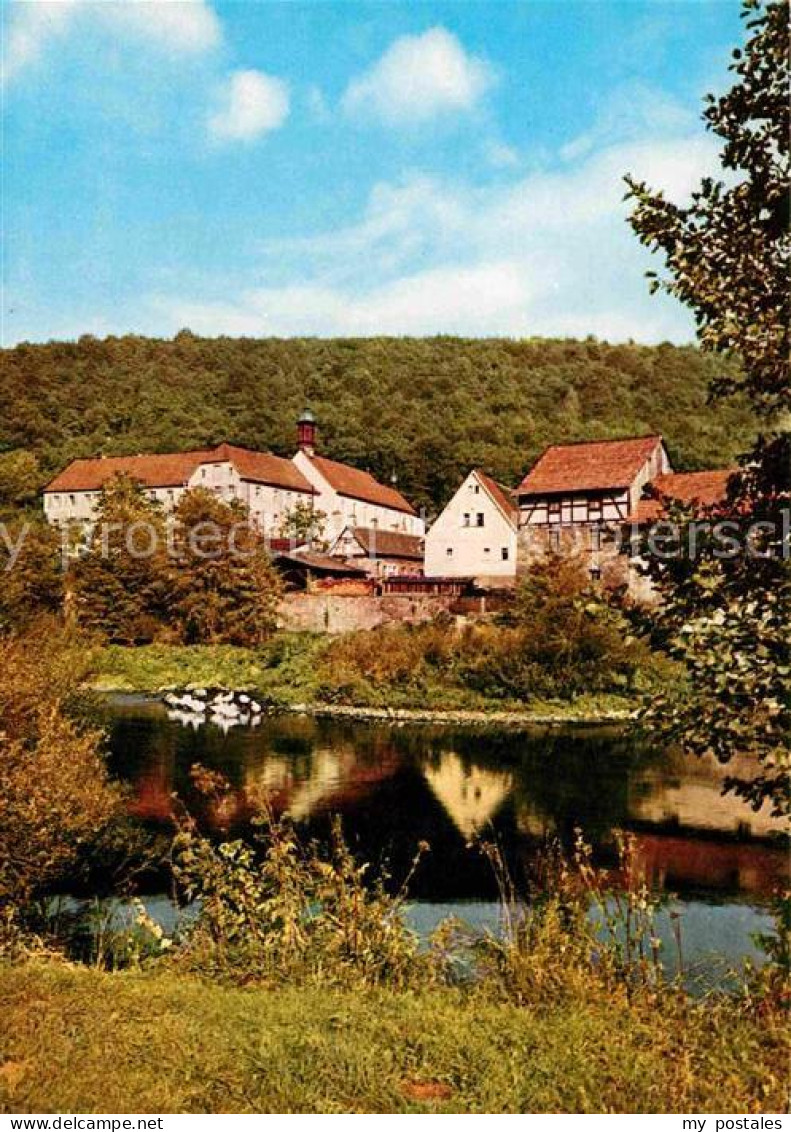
{"left": 0, "top": 334, "right": 756, "bottom": 515}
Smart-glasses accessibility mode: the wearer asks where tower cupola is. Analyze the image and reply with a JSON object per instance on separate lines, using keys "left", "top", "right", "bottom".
{"left": 297, "top": 408, "right": 317, "bottom": 456}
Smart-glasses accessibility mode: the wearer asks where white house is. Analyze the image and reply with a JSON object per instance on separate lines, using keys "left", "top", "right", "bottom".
{"left": 43, "top": 413, "right": 425, "bottom": 548}
{"left": 424, "top": 468, "right": 518, "bottom": 585}
{"left": 292, "top": 410, "right": 424, "bottom": 545}
{"left": 43, "top": 442, "right": 316, "bottom": 534}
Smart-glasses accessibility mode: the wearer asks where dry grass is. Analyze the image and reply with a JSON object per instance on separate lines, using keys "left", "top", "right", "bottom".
{"left": 0, "top": 962, "right": 787, "bottom": 1114}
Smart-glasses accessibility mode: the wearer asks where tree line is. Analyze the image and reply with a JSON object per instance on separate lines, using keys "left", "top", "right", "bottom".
{"left": 1, "top": 334, "right": 757, "bottom": 517}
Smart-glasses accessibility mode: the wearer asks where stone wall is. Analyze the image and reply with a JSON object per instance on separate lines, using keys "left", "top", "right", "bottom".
{"left": 277, "top": 592, "right": 457, "bottom": 634}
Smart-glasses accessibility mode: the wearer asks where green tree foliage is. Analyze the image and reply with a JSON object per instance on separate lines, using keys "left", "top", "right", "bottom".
{"left": 0, "top": 622, "right": 123, "bottom": 913}
{"left": 279, "top": 499, "right": 327, "bottom": 546}
{"left": 461, "top": 553, "right": 652, "bottom": 700}
{"left": 70, "top": 475, "right": 170, "bottom": 644}
{"left": 322, "top": 557, "right": 655, "bottom": 705}
{"left": 0, "top": 336, "right": 757, "bottom": 515}
{"left": 626, "top": 0, "right": 790, "bottom": 814}
{"left": 0, "top": 519, "right": 64, "bottom": 631}
{"left": 169, "top": 489, "right": 282, "bottom": 646}
{"left": 0, "top": 449, "right": 43, "bottom": 517}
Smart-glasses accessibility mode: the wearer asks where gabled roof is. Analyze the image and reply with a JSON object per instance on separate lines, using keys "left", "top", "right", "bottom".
{"left": 343, "top": 526, "right": 424, "bottom": 560}
{"left": 213, "top": 444, "right": 314, "bottom": 493}
{"left": 631, "top": 469, "right": 735, "bottom": 523}
{"left": 474, "top": 470, "right": 519, "bottom": 525}
{"left": 45, "top": 443, "right": 315, "bottom": 494}
{"left": 517, "top": 435, "right": 664, "bottom": 496}
{"left": 304, "top": 454, "right": 417, "bottom": 515}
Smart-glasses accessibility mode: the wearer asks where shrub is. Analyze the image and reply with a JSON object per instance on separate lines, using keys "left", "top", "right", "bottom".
{"left": 171, "top": 768, "right": 430, "bottom": 988}
{"left": 0, "top": 622, "right": 124, "bottom": 915}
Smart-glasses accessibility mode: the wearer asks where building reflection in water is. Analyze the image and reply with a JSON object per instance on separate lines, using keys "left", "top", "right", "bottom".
{"left": 109, "top": 704, "right": 789, "bottom": 902}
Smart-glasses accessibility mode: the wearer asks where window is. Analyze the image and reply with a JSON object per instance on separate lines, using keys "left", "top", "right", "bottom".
{"left": 476, "top": 513, "right": 485, "bottom": 527}
{"left": 69, "top": 494, "right": 76, "bottom": 506}
{"left": 446, "top": 547, "right": 453, "bottom": 557}
{"left": 462, "top": 512, "right": 470, "bottom": 527}
{"left": 484, "top": 547, "right": 490, "bottom": 555}
{"left": 548, "top": 501, "right": 561, "bottom": 522}
{"left": 201, "top": 468, "right": 207, "bottom": 479}
{"left": 588, "top": 500, "right": 602, "bottom": 521}
{"left": 590, "top": 566, "right": 602, "bottom": 581}
{"left": 501, "top": 547, "right": 510, "bottom": 561}
{"left": 473, "top": 484, "right": 480, "bottom": 494}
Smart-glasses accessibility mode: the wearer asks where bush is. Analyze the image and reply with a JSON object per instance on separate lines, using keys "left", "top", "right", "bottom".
{"left": 0, "top": 622, "right": 124, "bottom": 915}
{"left": 319, "top": 559, "right": 656, "bottom": 706}
{"left": 170, "top": 768, "right": 430, "bottom": 988}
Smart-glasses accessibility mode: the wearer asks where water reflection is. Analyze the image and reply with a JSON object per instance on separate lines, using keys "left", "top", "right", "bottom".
{"left": 106, "top": 698, "right": 788, "bottom": 905}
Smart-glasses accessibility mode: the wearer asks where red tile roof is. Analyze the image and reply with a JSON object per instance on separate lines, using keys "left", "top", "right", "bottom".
{"left": 631, "top": 469, "right": 735, "bottom": 523}
{"left": 475, "top": 470, "right": 518, "bottom": 523}
{"left": 45, "top": 443, "right": 314, "bottom": 494}
{"left": 306, "top": 454, "right": 417, "bottom": 515}
{"left": 346, "top": 527, "right": 424, "bottom": 560}
{"left": 214, "top": 444, "right": 314, "bottom": 493}
{"left": 517, "top": 435, "right": 664, "bottom": 496}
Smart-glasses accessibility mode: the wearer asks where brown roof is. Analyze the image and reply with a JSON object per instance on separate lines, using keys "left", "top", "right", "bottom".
{"left": 45, "top": 443, "right": 314, "bottom": 495}
{"left": 214, "top": 444, "right": 315, "bottom": 493}
{"left": 631, "top": 469, "right": 735, "bottom": 523}
{"left": 306, "top": 454, "right": 417, "bottom": 515}
{"left": 517, "top": 435, "right": 664, "bottom": 496}
{"left": 475, "top": 470, "right": 518, "bottom": 524}
{"left": 346, "top": 527, "right": 424, "bottom": 560}
{"left": 274, "top": 551, "right": 368, "bottom": 576}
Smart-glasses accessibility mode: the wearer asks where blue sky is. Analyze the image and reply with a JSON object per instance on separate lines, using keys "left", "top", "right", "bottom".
{"left": 3, "top": 0, "right": 744, "bottom": 345}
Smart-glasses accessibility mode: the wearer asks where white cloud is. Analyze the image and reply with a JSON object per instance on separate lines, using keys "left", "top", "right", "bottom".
{"left": 3, "top": 0, "right": 80, "bottom": 83}
{"left": 208, "top": 69, "right": 290, "bottom": 142}
{"left": 3, "top": 0, "right": 221, "bottom": 84}
{"left": 106, "top": 0, "right": 221, "bottom": 54}
{"left": 159, "top": 262, "right": 533, "bottom": 338}
{"left": 560, "top": 80, "right": 698, "bottom": 162}
{"left": 152, "top": 121, "right": 719, "bottom": 343}
{"left": 342, "top": 27, "right": 494, "bottom": 125}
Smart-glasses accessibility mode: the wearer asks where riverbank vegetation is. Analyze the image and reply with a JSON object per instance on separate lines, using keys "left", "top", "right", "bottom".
{"left": 88, "top": 552, "right": 669, "bottom": 717}
{"left": 0, "top": 617, "right": 787, "bottom": 1114}
{"left": 0, "top": 744, "right": 788, "bottom": 1114}
{"left": 0, "top": 625, "right": 125, "bottom": 939}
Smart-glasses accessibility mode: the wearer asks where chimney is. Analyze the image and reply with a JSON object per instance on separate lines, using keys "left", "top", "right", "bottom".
{"left": 297, "top": 408, "right": 317, "bottom": 456}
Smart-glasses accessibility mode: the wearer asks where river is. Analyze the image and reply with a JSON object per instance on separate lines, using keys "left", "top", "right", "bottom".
{"left": 101, "top": 696, "right": 788, "bottom": 982}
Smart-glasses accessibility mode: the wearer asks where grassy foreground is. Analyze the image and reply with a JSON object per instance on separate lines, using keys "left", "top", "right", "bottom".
{"left": 91, "top": 640, "right": 636, "bottom": 721}
{"left": 0, "top": 962, "right": 786, "bottom": 1114}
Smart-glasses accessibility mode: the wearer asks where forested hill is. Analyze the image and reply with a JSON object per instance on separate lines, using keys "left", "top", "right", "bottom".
{"left": 1, "top": 334, "right": 755, "bottom": 512}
